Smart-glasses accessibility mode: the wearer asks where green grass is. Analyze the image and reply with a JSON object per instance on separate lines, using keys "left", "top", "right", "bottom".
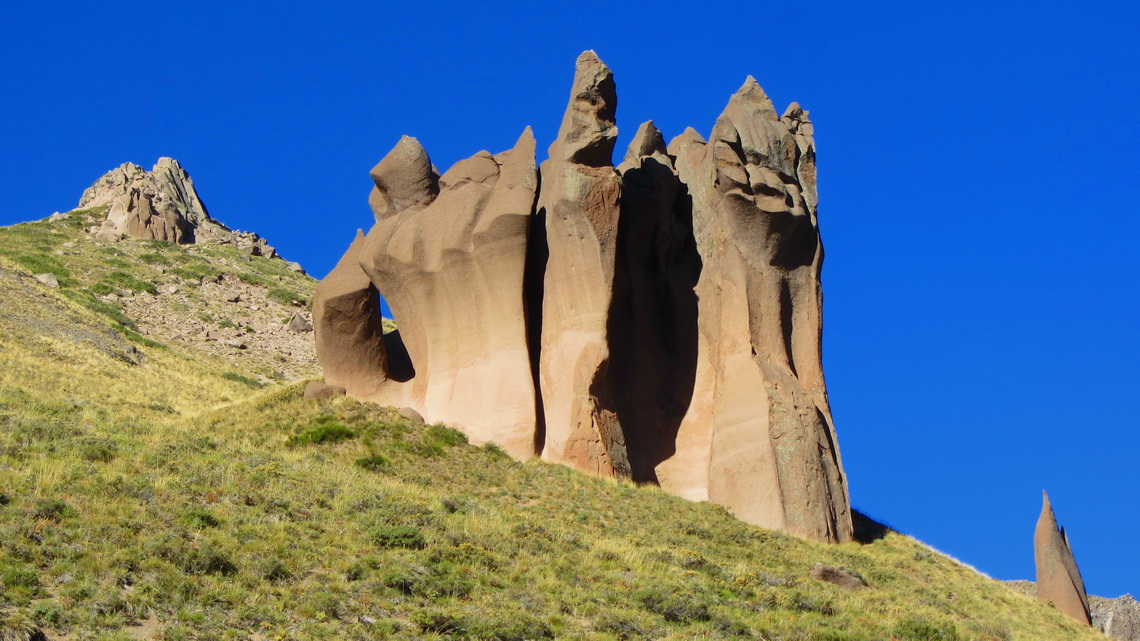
{"left": 221, "top": 371, "right": 264, "bottom": 389}
{"left": 0, "top": 383, "right": 1107, "bottom": 641}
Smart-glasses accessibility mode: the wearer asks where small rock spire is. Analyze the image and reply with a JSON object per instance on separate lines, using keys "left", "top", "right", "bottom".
{"left": 1034, "top": 491, "right": 1091, "bottom": 625}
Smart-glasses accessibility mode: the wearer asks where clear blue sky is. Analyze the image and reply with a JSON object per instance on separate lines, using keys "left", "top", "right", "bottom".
{"left": 3, "top": 1, "right": 1138, "bottom": 598}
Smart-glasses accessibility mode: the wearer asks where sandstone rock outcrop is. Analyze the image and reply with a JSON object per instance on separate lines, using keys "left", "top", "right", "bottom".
{"left": 356, "top": 129, "right": 541, "bottom": 458}
{"left": 537, "top": 51, "right": 625, "bottom": 475}
{"left": 314, "top": 52, "right": 853, "bottom": 542}
{"left": 657, "top": 80, "right": 850, "bottom": 542}
{"left": 1035, "top": 491, "right": 1091, "bottom": 624}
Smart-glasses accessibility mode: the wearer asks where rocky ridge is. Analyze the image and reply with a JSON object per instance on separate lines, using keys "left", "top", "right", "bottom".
{"left": 2, "top": 160, "right": 324, "bottom": 383}
{"left": 314, "top": 52, "right": 851, "bottom": 543}
{"left": 76, "top": 157, "right": 296, "bottom": 263}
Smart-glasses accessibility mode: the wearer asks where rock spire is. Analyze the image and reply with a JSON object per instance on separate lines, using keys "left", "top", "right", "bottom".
{"left": 314, "top": 52, "right": 853, "bottom": 542}
{"left": 1034, "top": 491, "right": 1091, "bottom": 625}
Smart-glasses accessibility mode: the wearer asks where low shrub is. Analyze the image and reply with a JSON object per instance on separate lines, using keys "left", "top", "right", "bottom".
{"left": 373, "top": 525, "right": 426, "bottom": 550}
{"left": 286, "top": 417, "right": 355, "bottom": 446}
{"left": 355, "top": 453, "right": 391, "bottom": 472}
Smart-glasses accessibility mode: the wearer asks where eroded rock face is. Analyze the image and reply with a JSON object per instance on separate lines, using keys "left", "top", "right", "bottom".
{"left": 313, "top": 231, "right": 391, "bottom": 399}
{"left": 315, "top": 52, "right": 853, "bottom": 542}
{"left": 658, "top": 80, "right": 851, "bottom": 542}
{"left": 1035, "top": 491, "right": 1091, "bottom": 625}
{"left": 354, "top": 131, "right": 540, "bottom": 458}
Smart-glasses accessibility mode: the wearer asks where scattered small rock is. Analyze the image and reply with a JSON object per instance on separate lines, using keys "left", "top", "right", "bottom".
{"left": 304, "top": 381, "right": 346, "bottom": 400}
{"left": 286, "top": 261, "right": 305, "bottom": 274}
{"left": 288, "top": 313, "right": 312, "bottom": 333}
{"left": 62, "top": 241, "right": 77, "bottom": 248}
{"left": 224, "top": 339, "right": 247, "bottom": 349}
{"left": 35, "top": 273, "right": 60, "bottom": 288}
{"left": 809, "top": 564, "right": 867, "bottom": 591}
{"left": 225, "top": 294, "right": 242, "bottom": 303}
{"left": 48, "top": 211, "right": 67, "bottom": 222}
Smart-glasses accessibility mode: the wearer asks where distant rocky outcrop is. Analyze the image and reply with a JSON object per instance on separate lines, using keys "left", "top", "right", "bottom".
{"left": 80, "top": 158, "right": 222, "bottom": 243}
{"left": 76, "top": 158, "right": 281, "bottom": 258}
{"left": 1035, "top": 491, "right": 1091, "bottom": 624}
{"left": 314, "top": 51, "right": 852, "bottom": 543}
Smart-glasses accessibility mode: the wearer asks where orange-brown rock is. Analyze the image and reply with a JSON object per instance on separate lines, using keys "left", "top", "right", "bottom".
{"left": 355, "top": 130, "right": 540, "bottom": 458}
{"left": 656, "top": 80, "right": 852, "bottom": 543}
{"left": 536, "top": 51, "right": 625, "bottom": 475}
{"left": 1035, "top": 491, "right": 1091, "bottom": 625}
{"left": 316, "top": 53, "right": 854, "bottom": 543}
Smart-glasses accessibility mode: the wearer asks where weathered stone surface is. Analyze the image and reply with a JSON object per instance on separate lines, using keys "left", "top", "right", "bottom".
{"left": 313, "top": 231, "right": 391, "bottom": 399}
{"left": 1092, "top": 594, "right": 1140, "bottom": 640}
{"left": 657, "top": 79, "right": 852, "bottom": 542}
{"left": 316, "top": 53, "right": 854, "bottom": 543}
{"left": 602, "top": 120, "right": 701, "bottom": 482}
{"left": 368, "top": 135, "right": 440, "bottom": 222}
{"left": 398, "top": 407, "right": 425, "bottom": 424}
{"left": 1035, "top": 491, "right": 1091, "bottom": 625}
{"left": 536, "top": 50, "right": 625, "bottom": 476}
{"left": 357, "top": 130, "right": 540, "bottom": 458}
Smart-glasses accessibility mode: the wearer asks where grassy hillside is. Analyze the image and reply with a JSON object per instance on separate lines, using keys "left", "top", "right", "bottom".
{"left": 0, "top": 215, "right": 1104, "bottom": 640}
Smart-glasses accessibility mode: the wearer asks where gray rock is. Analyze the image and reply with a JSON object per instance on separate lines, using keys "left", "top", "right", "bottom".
{"left": 35, "top": 273, "right": 60, "bottom": 288}
{"left": 1092, "top": 594, "right": 1140, "bottom": 641}
{"left": 287, "top": 313, "right": 312, "bottom": 333}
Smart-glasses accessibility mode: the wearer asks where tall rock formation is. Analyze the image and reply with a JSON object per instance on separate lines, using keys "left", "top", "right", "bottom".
{"left": 537, "top": 51, "right": 625, "bottom": 475}
{"left": 1035, "top": 491, "right": 1092, "bottom": 625}
{"left": 352, "top": 131, "right": 541, "bottom": 458}
{"left": 658, "top": 81, "right": 850, "bottom": 541}
{"left": 314, "top": 52, "right": 853, "bottom": 542}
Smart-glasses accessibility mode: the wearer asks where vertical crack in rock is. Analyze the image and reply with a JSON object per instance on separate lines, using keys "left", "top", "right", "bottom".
{"left": 607, "top": 120, "right": 701, "bottom": 483}
{"left": 1035, "top": 491, "right": 1092, "bottom": 625}
{"left": 316, "top": 53, "right": 854, "bottom": 543}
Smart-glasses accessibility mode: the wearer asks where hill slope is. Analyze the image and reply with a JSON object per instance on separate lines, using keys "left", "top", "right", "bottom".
{"left": 0, "top": 215, "right": 1103, "bottom": 640}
